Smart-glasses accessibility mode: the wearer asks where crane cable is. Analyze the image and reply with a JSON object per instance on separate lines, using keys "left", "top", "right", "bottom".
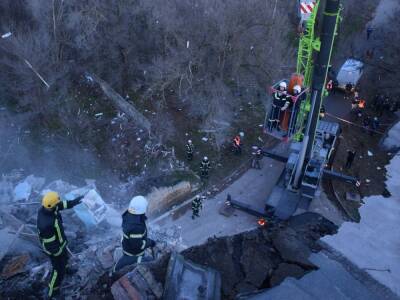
{"left": 325, "top": 112, "right": 385, "bottom": 135}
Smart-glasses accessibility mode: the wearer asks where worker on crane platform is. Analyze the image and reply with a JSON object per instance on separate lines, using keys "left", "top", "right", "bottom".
{"left": 268, "top": 81, "right": 290, "bottom": 130}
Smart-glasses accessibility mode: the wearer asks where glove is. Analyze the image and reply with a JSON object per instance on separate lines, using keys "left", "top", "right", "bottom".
{"left": 72, "top": 195, "right": 84, "bottom": 206}
{"left": 147, "top": 239, "right": 156, "bottom": 248}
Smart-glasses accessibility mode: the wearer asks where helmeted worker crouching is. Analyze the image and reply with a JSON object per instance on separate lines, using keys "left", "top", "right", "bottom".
{"left": 268, "top": 81, "right": 290, "bottom": 130}
{"left": 114, "top": 196, "right": 156, "bottom": 272}
{"left": 37, "top": 191, "right": 83, "bottom": 298}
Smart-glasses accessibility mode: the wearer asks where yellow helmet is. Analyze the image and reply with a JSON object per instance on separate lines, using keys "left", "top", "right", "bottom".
{"left": 42, "top": 191, "right": 60, "bottom": 209}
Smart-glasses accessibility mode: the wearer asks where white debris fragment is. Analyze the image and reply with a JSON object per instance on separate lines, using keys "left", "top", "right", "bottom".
{"left": 367, "top": 150, "right": 373, "bottom": 156}
{"left": 1, "top": 32, "right": 12, "bottom": 39}
{"left": 185, "top": 133, "right": 189, "bottom": 136}
{"left": 95, "top": 113, "right": 103, "bottom": 117}
{"left": 186, "top": 40, "right": 190, "bottom": 48}
{"left": 85, "top": 74, "right": 93, "bottom": 82}
{"left": 258, "top": 137, "right": 263, "bottom": 142}
{"left": 201, "top": 137, "right": 208, "bottom": 142}
{"left": 136, "top": 137, "right": 141, "bottom": 141}
{"left": 13, "top": 181, "right": 32, "bottom": 201}
{"left": 239, "top": 132, "right": 244, "bottom": 137}
{"left": 377, "top": 166, "right": 382, "bottom": 170}
{"left": 258, "top": 124, "right": 263, "bottom": 127}
{"left": 365, "top": 179, "right": 371, "bottom": 183}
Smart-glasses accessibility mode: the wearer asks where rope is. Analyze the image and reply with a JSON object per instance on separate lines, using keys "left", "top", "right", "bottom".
{"left": 325, "top": 112, "right": 385, "bottom": 135}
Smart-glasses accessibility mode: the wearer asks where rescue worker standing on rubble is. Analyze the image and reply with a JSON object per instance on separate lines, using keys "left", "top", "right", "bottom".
{"left": 269, "top": 81, "right": 290, "bottom": 130}
{"left": 37, "top": 191, "right": 84, "bottom": 298}
{"left": 186, "top": 139, "right": 194, "bottom": 161}
{"left": 114, "top": 196, "right": 156, "bottom": 272}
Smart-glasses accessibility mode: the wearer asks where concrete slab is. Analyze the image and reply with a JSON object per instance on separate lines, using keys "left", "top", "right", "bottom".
{"left": 322, "top": 153, "right": 400, "bottom": 296}
{"left": 152, "top": 156, "right": 284, "bottom": 249}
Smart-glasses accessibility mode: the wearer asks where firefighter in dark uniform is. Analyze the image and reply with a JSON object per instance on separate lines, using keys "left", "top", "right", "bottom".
{"left": 114, "top": 196, "right": 156, "bottom": 272}
{"left": 200, "top": 156, "right": 210, "bottom": 179}
{"left": 288, "top": 84, "right": 303, "bottom": 134}
{"left": 186, "top": 140, "right": 194, "bottom": 161}
{"left": 269, "top": 81, "right": 290, "bottom": 130}
{"left": 251, "top": 146, "right": 263, "bottom": 169}
{"left": 191, "top": 195, "right": 204, "bottom": 219}
{"left": 37, "top": 191, "right": 83, "bottom": 298}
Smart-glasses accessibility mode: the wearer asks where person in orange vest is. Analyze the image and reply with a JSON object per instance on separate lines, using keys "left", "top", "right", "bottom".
{"left": 232, "top": 134, "right": 242, "bottom": 154}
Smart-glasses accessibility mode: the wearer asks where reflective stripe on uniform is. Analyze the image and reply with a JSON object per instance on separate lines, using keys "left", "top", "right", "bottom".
{"left": 123, "top": 229, "right": 146, "bottom": 239}
{"left": 42, "top": 235, "right": 56, "bottom": 243}
{"left": 123, "top": 249, "right": 144, "bottom": 257}
{"left": 141, "top": 240, "right": 146, "bottom": 250}
{"left": 54, "top": 219, "right": 64, "bottom": 244}
{"left": 63, "top": 200, "right": 67, "bottom": 209}
{"left": 53, "top": 241, "right": 66, "bottom": 256}
{"left": 48, "top": 270, "right": 58, "bottom": 297}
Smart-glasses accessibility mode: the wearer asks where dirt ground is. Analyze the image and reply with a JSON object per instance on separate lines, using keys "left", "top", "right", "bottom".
{"left": 323, "top": 92, "right": 398, "bottom": 220}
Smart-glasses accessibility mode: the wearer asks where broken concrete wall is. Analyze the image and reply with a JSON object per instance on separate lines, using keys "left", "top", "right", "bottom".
{"left": 146, "top": 181, "right": 192, "bottom": 217}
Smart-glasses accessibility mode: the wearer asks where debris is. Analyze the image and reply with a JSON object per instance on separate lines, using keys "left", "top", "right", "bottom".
{"left": 365, "top": 179, "right": 371, "bottom": 183}
{"left": 70, "top": 189, "right": 107, "bottom": 228}
{"left": 163, "top": 252, "right": 221, "bottom": 300}
{"left": 85, "top": 74, "right": 94, "bottom": 82}
{"left": 239, "top": 132, "right": 244, "bottom": 137}
{"left": 1, "top": 32, "right": 12, "bottom": 39}
{"left": 95, "top": 113, "right": 104, "bottom": 117}
{"left": 377, "top": 166, "right": 381, "bottom": 170}
{"left": 42, "top": 180, "right": 77, "bottom": 196}
{"left": 258, "top": 124, "right": 263, "bottom": 127}
{"left": 13, "top": 181, "right": 32, "bottom": 201}
{"left": 96, "top": 245, "right": 117, "bottom": 269}
{"left": 367, "top": 150, "right": 373, "bottom": 156}
{"left": 257, "top": 136, "right": 264, "bottom": 143}
{"left": 202, "top": 137, "right": 208, "bottom": 142}
{"left": 136, "top": 137, "right": 141, "bottom": 141}
{"left": 1, "top": 253, "right": 30, "bottom": 279}
{"left": 24, "top": 175, "right": 45, "bottom": 192}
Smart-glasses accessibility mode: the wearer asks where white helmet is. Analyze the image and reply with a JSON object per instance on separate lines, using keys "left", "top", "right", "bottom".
{"left": 128, "top": 195, "right": 148, "bottom": 215}
{"left": 279, "top": 81, "right": 287, "bottom": 89}
{"left": 203, "top": 156, "right": 208, "bottom": 161}
{"left": 293, "top": 85, "right": 301, "bottom": 94}
{"left": 188, "top": 139, "right": 192, "bottom": 144}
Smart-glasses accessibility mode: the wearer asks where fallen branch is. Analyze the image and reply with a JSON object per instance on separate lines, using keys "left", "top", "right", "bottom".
{"left": 90, "top": 73, "right": 151, "bottom": 133}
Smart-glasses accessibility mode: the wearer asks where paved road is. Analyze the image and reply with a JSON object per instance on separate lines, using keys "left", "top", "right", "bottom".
{"left": 152, "top": 156, "right": 285, "bottom": 249}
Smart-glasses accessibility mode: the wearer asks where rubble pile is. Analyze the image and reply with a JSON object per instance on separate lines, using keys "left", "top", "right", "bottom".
{"left": 0, "top": 173, "right": 125, "bottom": 299}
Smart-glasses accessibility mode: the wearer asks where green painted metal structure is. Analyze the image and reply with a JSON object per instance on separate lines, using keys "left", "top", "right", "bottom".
{"left": 293, "top": 1, "right": 342, "bottom": 141}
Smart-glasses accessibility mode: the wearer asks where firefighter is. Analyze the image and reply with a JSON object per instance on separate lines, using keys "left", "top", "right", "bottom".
{"left": 200, "top": 156, "right": 210, "bottom": 179}
{"left": 344, "top": 83, "right": 353, "bottom": 100}
{"left": 269, "top": 81, "right": 290, "bottom": 130}
{"left": 191, "top": 195, "right": 204, "bottom": 219}
{"left": 251, "top": 146, "right": 263, "bottom": 169}
{"left": 37, "top": 191, "right": 84, "bottom": 298}
{"left": 186, "top": 140, "right": 194, "bottom": 161}
{"left": 345, "top": 150, "right": 356, "bottom": 169}
{"left": 290, "top": 85, "right": 303, "bottom": 133}
{"left": 114, "top": 196, "right": 156, "bottom": 272}
{"left": 370, "top": 116, "right": 380, "bottom": 136}
{"left": 232, "top": 134, "right": 242, "bottom": 154}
